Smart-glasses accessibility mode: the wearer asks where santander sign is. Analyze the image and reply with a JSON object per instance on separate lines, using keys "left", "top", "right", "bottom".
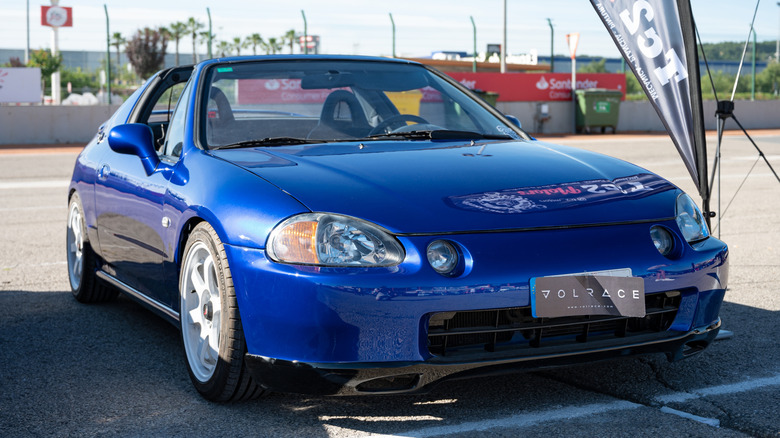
{"left": 448, "top": 72, "right": 626, "bottom": 102}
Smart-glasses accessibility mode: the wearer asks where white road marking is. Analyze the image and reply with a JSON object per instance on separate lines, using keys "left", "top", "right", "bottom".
{"left": 660, "top": 406, "right": 720, "bottom": 428}
{"left": 0, "top": 261, "right": 66, "bottom": 270}
{"left": 0, "top": 180, "right": 69, "bottom": 190}
{"left": 0, "top": 205, "right": 65, "bottom": 212}
{"left": 351, "top": 400, "right": 642, "bottom": 438}
{"left": 654, "top": 373, "right": 780, "bottom": 404}
{"left": 326, "top": 372, "right": 780, "bottom": 437}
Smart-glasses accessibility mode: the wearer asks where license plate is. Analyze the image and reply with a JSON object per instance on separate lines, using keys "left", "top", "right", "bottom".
{"left": 531, "top": 275, "right": 646, "bottom": 318}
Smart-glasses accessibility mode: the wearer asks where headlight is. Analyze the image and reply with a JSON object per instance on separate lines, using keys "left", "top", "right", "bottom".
{"left": 427, "top": 240, "right": 459, "bottom": 275}
{"left": 650, "top": 226, "right": 674, "bottom": 256}
{"left": 267, "top": 213, "right": 404, "bottom": 266}
{"left": 675, "top": 193, "right": 709, "bottom": 244}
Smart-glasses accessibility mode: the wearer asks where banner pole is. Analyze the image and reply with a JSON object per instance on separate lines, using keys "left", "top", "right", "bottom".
{"left": 677, "top": 0, "right": 710, "bottom": 226}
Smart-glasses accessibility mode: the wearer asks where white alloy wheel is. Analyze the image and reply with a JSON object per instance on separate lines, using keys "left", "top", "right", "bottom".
{"left": 181, "top": 240, "right": 222, "bottom": 382}
{"left": 179, "top": 222, "right": 264, "bottom": 401}
{"left": 67, "top": 201, "right": 84, "bottom": 291}
{"left": 66, "top": 193, "right": 116, "bottom": 303}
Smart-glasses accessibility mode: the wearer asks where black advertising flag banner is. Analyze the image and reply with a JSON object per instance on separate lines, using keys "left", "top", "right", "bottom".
{"left": 589, "top": 0, "right": 708, "bottom": 204}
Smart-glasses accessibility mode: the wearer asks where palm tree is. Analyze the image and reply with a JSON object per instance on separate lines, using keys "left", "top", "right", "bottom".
{"left": 231, "top": 37, "right": 247, "bottom": 56}
{"left": 248, "top": 33, "right": 264, "bottom": 55}
{"left": 267, "top": 37, "right": 282, "bottom": 55}
{"left": 167, "top": 21, "right": 188, "bottom": 65}
{"left": 110, "top": 32, "right": 126, "bottom": 69}
{"left": 215, "top": 40, "right": 231, "bottom": 58}
{"left": 187, "top": 17, "right": 205, "bottom": 63}
{"left": 285, "top": 29, "right": 296, "bottom": 54}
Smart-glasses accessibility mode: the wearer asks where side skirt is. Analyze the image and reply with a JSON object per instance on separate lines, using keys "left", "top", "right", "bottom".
{"left": 96, "top": 270, "right": 180, "bottom": 327}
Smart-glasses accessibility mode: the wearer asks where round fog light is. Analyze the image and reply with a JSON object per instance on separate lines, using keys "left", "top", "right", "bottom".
{"left": 650, "top": 226, "right": 674, "bottom": 257}
{"left": 427, "top": 240, "right": 459, "bottom": 275}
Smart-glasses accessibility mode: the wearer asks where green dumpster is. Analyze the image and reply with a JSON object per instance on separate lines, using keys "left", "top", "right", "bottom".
{"left": 473, "top": 89, "right": 499, "bottom": 107}
{"left": 575, "top": 89, "right": 622, "bottom": 133}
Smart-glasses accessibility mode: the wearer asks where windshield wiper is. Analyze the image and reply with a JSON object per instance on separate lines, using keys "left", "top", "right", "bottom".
{"left": 215, "top": 137, "right": 326, "bottom": 149}
{"left": 365, "top": 130, "right": 514, "bottom": 141}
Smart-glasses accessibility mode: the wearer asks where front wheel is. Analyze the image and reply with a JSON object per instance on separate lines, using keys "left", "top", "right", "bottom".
{"left": 179, "top": 222, "right": 266, "bottom": 402}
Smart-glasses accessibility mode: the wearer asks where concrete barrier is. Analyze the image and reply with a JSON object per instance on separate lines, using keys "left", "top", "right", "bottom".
{"left": 497, "top": 99, "right": 780, "bottom": 135}
{"left": 1, "top": 105, "right": 119, "bottom": 145}
{"left": 1, "top": 100, "right": 778, "bottom": 144}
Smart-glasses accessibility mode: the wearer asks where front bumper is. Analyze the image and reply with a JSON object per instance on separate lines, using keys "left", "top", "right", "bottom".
{"left": 225, "top": 221, "right": 728, "bottom": 394}
{"left": 245, "top": 319, "right": 721, "bottom": 395}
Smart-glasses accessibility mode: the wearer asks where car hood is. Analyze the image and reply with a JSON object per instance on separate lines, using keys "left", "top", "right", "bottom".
{"left": 210, "top": 139, "right": 679, "bottom": 234}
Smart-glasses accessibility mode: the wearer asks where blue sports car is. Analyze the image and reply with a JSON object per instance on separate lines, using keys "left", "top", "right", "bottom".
{"left": 67, "top": 56, "right": 728, "bottom": 401}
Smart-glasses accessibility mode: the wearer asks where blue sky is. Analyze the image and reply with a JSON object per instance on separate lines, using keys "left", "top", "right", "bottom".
{"left": 2, "top": 1, "right": 778, "bottom": 59}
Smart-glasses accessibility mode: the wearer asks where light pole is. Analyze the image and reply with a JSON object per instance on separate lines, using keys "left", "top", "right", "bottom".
{"left": 547, "top": 18, "right": 554, "bottom": 72}
{"left": 776, "top": 2, "right": 780, "bottom": 62}
{"left": 104, "top": 4, "right": 111, "bottom": 105}
{"left": 206, "top": 8, "right": 212, "bottom": 59}
{"left": 301, "top": 10, "right": 308, "bottom": 55}
{"left": 25, "top": 0, "right": 30, "bottom": 64}
{"left": 470, "top": 16, "right": 477, "bottom": 73}
{"left": 389, "top": 13, "right": 396, "bottom": 58}
{"left": 566, "top": 33, "right": 580, "bottom": 134}
{"left": 752, "top": 27, "right": 756, "bottom": 101}
{"left": 501, "top": 0, "right": 507, "bottom": 73}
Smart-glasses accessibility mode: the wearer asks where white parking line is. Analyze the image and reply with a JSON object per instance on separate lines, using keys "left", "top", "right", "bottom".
{"left": 336, "top": 400, "right": 643, "bottom": 438}
{"left": 0, "top": 180, "right": 69, "bottom": 190}
{"left": 660, "top": 406, "right": 720, "bottom": 428}
{"left": 0, "top": 261, "right": 66, "bottom": 270}
{"left": 654, "top": 373, "right": 780, "bottom": 404}
{"left": 328, "top": 372, "right": 780, "bottom": 437}
{"left": 0, "top": 205, "right": 65, "bottom": 212}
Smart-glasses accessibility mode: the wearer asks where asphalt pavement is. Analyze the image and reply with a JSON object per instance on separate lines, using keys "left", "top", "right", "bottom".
{"left": 0, "top": 131, "right": 778, "bottom": 437}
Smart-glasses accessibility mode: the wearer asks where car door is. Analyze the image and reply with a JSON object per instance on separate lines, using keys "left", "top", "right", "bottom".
{"left": 93, "top": 67, "right": 192, "bottom": 300}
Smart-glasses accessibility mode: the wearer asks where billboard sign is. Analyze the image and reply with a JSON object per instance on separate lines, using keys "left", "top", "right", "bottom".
{"left": 446, "top": 72, "right": 626, "bottom": 102}
{"left": 0, "top": 68, "right": 42, "bottom": 103}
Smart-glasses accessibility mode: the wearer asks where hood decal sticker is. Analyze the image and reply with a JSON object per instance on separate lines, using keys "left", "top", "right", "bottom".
{"left": 447, "top": 173, "right": 675, "bottom": 214}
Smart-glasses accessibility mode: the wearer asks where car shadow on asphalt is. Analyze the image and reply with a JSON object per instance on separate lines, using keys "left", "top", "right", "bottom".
{"left": 1, "top": 291, "right": 776, "bottom": 436}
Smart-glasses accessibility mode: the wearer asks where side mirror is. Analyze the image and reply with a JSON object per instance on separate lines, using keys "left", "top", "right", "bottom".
{"left": 108, "top": 123, "right": 160, "bottom": 176}
{"left": 505, "top": 115, "right": 522, "bottom": 130}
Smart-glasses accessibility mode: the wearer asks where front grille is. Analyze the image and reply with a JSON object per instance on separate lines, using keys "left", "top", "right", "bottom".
{"left": 427, "top": 291, "right": 681, "bottom": 357}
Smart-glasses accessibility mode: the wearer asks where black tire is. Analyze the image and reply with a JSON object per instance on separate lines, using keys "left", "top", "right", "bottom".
{"left": 67, "top": 192, "right": 117, "bottom": 303}
{"left": 179, "top": 222, "right": 266, "bottom": 402}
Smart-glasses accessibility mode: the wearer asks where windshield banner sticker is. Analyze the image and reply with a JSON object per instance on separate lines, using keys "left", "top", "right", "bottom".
{"left": 447, "top": 173, "right": 674, "bottom": 214}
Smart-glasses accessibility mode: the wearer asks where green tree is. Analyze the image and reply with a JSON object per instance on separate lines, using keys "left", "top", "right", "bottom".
{"left": 756, "top": 61, "right": 780, "bottom": 94}
{"left": 126, "top": 27, "right": 168, "bottom": 80}
{"left": 61, "top": 67, "right": 100, "bottom": 93}
{"left": 1, "top": 57, "right": 25, "bottom": 67}
{"left": 28, "top": 49, "right": 62, "bottom": 88}
{"left": 187, "top": 17, "right": 204, "bottom": 62}
{"left": 248, "top": 33, "right": 263, "bottom": 55}
{"left": 167, "top": 21, "right": 188, "bottom": 65}
{"left": 579, "top": 58, "right": 607, "bottom": 73}
{"left": 266, "top": 37, "right": 282, "bottom": 55}
{"left": 285, "top": 29, "right": 296, "bottom": 54}
{"left": 231, "top": 37, "right": 247, "bottom": 56}
{"left": 111, "top": 32, "right": 126, "bottom": 70}
{"left": 215, "top": 40, "right": 231, "bottom": 57}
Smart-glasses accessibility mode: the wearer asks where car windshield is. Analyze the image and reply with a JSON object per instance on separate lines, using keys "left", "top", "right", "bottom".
{"left": 201, "top": 59, "right": 521, "bottom": 148}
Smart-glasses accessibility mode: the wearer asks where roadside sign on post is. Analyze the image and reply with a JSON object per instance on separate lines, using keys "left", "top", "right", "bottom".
{"left": 41, "top": 6, "right": 73, "bottom": 27}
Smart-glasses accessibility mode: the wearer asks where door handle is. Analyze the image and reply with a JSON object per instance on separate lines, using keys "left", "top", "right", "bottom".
{"left": 98, "top": 164, "right": 110, "bottom": 180}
